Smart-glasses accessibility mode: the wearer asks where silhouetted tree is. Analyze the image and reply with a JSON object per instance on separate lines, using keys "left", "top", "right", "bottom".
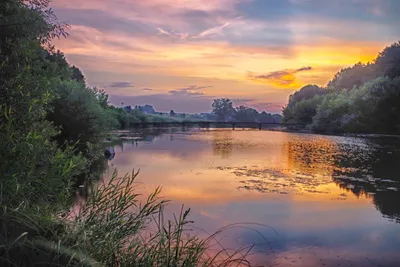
{"left": 71, "top": 65, "right": 85, "bottom": 84}
{"left": 283, "top": 85, "right": 325, "bottom": 125}
{"left": 212, "top": 98, "right": 235, "bottom": 122}
{"left": 258, "top": 111, "right": 273, "bottom": 123}
{"left": 235, "top": 105, "right": 259, "bottom": 122}
{"left": 376, "top": 41, "right": 400, "bottom": 78}
{"left": 328, "top": 63, "right": 377, "bottom": 90}
{"left": 287, "top": 85, "right": 325, "bottom": 108}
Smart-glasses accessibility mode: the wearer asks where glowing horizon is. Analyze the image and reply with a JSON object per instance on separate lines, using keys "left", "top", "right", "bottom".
{"left": 51, "top": 0, "right": 398, "bottom": 113}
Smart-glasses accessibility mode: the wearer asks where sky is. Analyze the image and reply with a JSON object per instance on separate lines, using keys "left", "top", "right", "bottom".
{"left": 51, "top": 0, "right": 399, "bottom": 113}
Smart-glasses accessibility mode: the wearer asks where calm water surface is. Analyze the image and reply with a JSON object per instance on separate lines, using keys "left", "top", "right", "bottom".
{"left": 106, "top": 129, "right": 400, "bottom": 266}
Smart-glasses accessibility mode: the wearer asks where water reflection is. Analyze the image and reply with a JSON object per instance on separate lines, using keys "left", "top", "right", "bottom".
{"left": 108, "top": 130, "right": 400, "bottom": 266}
{"left": 285, "top": 136, "right": 338, "bottom": 177}
{"left": 331, "top": 137, "right": 400, "bottom": 223}
{"left": 212, "top": 130, "right": 233, "bottom": 158}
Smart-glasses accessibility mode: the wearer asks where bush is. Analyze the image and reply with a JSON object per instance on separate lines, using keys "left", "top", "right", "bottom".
{"left": 350, "top": 77, "right": 400, "bottom": 133}
{"left": 312, "top": 92, "right": 352, "bottom": 133}
{"left": 48, "top": 81, "right": 110, "bottom": 149}
{"left": 283, "top": 95, "right": 324, "bottom": 126}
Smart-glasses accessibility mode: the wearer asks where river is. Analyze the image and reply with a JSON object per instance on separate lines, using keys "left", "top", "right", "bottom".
{"left": 105, "top": 128, "right": 400, "bottom": 267}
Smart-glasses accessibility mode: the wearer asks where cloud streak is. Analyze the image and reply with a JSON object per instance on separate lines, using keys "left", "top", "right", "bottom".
{"left": 168, "top": 85, "right": 213, "bottom": 96}
{"left": 248, "top": 66, "right": 313, "bottom": 88}
{"left": 156, "top": 16, "right": 243, "bottom": 41}
{"left": 109, "top": 82, "right": 134, "bottom": 88}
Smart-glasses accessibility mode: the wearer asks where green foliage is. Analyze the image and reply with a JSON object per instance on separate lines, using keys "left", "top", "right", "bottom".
{"left": 287, "top": 84, "right": 325, "bottom": 108}
{"left": 313, "top": 77, "right": 400, "bottom": 134}
{"left": 93, "top": 87, "right": 109, "bottom": 109}
{"left": 0, "top": 3, "right": 93, "bottom": 265}
{"left": 285, "top": 95, "right": 324, "bottom": 126}
{"left": 283, "top": 41, "right": 400, "bottom": 134}
{"left": 312, "top": 92, "right": 353, "bottom": 133}
{"left": 350, "top": 77, "right": 400, "bottom": 133}
{"left": 0, "top": 0, "right": 87, "bottom": 211}
{"left": 283, "top": 85, "right": 325, "bottom": 126}
{"left": 45, "top": 50, "right": 72, "bottom": 80}
{"left": 48, "top": 81, "right": 110, "bottom": 151}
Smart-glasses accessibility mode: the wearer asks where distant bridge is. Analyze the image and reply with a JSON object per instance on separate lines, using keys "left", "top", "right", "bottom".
{"left": 130, "top": 121, "right": 299, "bottom": 130}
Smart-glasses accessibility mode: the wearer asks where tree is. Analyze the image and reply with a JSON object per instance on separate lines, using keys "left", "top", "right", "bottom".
{"left": 48, "top": 81, "right": 110, "bottom": 152}
{"left": 350, "top": 77, "right": 400, "bottom": 133}
{"left": 283, "top": 95, "right": 324, "bottom": 126}
{"left": 71, "top": 65, "right": 85, "bottom": 84}
{"left": 327, "top": 62, "right": 377, "bottom": 90}
{"left": 376, "top": 41, "right": 400, "bottom": 78}
{"left": 258, "top": 111, "right": 273, "bottom": 123}
{"left": 235, "top": 105, "right": 259, "bottom": 122}
{"left": 287, "top": 84, "right": 325, "bottom": 108}
{"left": 170, "top": 110, "right": 176, "bottom": 116}
{"left": 0, "top": 1, "right": 88, "bottom": 263}
{"left": 283, "top": 85, "right": 326, "bottom": 125}
{"left": 312, "top": 92, "right": 352, "bottom": 133}
{"left": 212, "top": 98, "right": 235, "bottom": 122}
{"left": 93, "top": 87, "right": 109, "bottom": 108}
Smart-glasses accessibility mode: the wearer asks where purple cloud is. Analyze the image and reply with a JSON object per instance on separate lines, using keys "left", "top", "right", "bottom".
{"left": 168, "top": 85, "right": 213, "bottom": 96}
{"left": 109, "top": 82, "right": 134, "bottom": 88}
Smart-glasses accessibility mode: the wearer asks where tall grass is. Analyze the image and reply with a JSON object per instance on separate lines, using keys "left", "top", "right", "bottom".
{"left": 11, "top": 170, "right": 254, "bottom": 267}
{"left": 1, "top": 167, "right": 261, "bottom": 267}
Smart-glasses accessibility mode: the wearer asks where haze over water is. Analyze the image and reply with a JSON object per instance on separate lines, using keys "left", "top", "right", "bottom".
{"left": 106, "top": 129, "right": 400, "bottom": 266}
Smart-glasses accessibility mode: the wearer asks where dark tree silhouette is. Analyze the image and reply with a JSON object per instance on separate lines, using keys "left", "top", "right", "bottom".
{"left": 376, "top": 41, "right": 400, "bottom": 78}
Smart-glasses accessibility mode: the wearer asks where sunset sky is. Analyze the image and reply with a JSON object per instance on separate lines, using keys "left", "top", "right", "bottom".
{"left": 51, "top": 0, "right": 399, "bottom": 113}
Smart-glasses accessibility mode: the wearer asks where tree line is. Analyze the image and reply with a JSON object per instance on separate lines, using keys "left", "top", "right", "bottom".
{"left": 211, "top": 98, "right": 282, "bottom": 123}
{"left": 283, "top": 41, "right": 400, "bottom": 134}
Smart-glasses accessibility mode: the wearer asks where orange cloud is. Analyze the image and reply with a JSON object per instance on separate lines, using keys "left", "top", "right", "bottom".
{"left": 248, "top": 66, "right": 313, "bottom": 88}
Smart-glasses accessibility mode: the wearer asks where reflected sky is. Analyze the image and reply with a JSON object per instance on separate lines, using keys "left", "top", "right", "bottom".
{"left": 107, "top": 129, "right": 400, "bottom": 266}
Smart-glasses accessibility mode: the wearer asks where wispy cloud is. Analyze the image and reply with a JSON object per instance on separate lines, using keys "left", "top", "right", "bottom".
{"left": 157, "top": 16, "right": 243, "bottom": 41}
{"left": 142, "top": 88, "right": 153, "bottom": 91}
{"left": 296, "top": 66, "right": 313, "bottom": 72}
{"left": 168, "top": 85, "right": 213, "bottom": 96}
{"left": 109, "top": 82, "right": 134, "bottom": 88}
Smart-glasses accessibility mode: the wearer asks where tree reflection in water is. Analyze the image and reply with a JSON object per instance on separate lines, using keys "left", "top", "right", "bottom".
{"left": 236, "top": 134, "right": 400, "bottom": 223}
